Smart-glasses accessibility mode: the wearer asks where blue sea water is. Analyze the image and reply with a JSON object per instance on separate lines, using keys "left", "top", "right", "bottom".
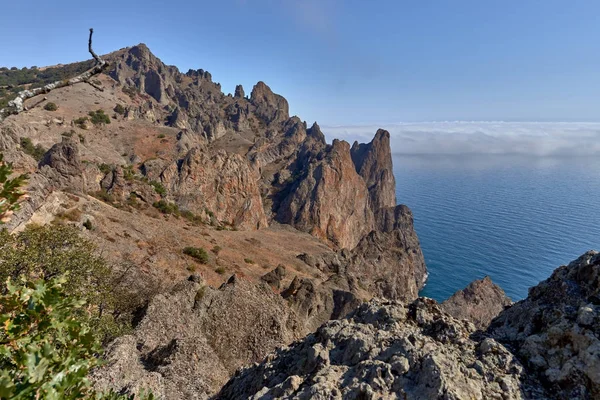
{"left": 393, "top": 154, "right": 600, "bottom": 302}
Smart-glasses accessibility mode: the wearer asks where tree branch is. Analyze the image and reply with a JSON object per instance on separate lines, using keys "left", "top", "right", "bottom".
{"left": 0, "top": 29, "right": 109, "bottom": 123}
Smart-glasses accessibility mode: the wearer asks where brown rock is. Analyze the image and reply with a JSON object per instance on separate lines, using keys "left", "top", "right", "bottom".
{"left": 442, "top": 276, "right": 512, "bottom": 330}
{"left": 351, "top": 128, "right": 396, "bottom": 212}
{"left": 276, "top": 139, "right": 374, "bottom": 249}
{"left": 161, "top": 147, "right": 268, "bottom": 229}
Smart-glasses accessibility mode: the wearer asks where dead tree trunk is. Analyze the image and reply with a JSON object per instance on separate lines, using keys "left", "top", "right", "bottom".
{"left": 0, "top": 29, "right": 109, "bottom": 123}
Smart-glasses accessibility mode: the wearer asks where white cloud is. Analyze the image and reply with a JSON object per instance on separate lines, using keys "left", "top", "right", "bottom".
{"left": 322, "top": 122, "right": 600, "bottom": 156}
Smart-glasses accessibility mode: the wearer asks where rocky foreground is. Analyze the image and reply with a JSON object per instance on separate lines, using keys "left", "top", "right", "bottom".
{"left": 1, "top": 43, "right": 598, "bottom": 399}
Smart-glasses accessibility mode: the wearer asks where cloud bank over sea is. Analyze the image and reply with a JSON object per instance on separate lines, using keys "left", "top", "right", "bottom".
{"left": 322, "top": 122, "right": 600, "bottom": 156}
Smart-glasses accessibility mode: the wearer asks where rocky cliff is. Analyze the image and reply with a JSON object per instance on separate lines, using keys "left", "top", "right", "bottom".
{"left": 489, "top": 251, "right": 600, "bottom": 400}
{"left": 215, "top": 252, "right": 600, "bottom": 400}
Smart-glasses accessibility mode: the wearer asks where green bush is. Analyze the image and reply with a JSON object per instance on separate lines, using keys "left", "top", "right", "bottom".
{"left": 153, "top": 200, "right": 179, "bottom": 216}
{"left": 150, "top": 180, "right": 166, "bottom": 196}
{"left": 183, "top": 246, "right": 209, "bottom": 264}
{"left": 114, "top": 103, "right": 126, "bottom": 115}
{"left": 215, "top": 267, "right": 226, "bottom": 275}
{"left": 88, "top": 109, "right": 111, "bottom": 125}
{"left": 19, "top": 137, "right": 46, "bottom": 161}
{"left": 157, "top": 133, "right": 166, "bottom": 139}
{"left": 211, "top": 245, "right": 222, "bottom": 255}
{"left": 0, "top": 276, "right": 153, "bottom": 399}
{"left": 0, "top": 224, "right": 139, "bottom": 343}
{"left": 0, "top": 153, "right": 28, "bottom": 224}
{"left": 43, "top": 101, "right": 58, "bottom": 111}
{"left": 244, "top": 258, "right": 255, "bottom": 264}
{"left": 99, "top": 163, "right": 113, "bottom": 175}
{"left": 74, "top": 116, "right": 88, "bottom": 129}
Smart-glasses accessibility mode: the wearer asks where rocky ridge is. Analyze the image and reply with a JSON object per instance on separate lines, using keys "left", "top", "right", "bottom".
{"left": 216, "top": 252, "right": 600, "bottom": 399}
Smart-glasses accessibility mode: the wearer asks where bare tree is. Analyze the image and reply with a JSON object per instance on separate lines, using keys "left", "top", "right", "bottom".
{"left": 0, "top": 29, "right": 109, "bottom": 123}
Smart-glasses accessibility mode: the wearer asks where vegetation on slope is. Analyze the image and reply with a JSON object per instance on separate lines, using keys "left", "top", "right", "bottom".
{"left": 0, "top": 156, "right": 154, "bottom": 398}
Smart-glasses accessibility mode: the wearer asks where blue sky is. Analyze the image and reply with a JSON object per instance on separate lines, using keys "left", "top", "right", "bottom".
{"left": 1, "top": 1, "right": 599, "bottom": 125}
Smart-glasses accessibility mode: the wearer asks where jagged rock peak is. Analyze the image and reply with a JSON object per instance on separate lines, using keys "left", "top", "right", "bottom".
{"left": 250, "top": 81, "right": 290, "bottom": 125}
{"left": 307, "top": 121, "right": 325, "bottom": 143}
{"left": 350, "top": 128, "right": 397, "bottom": 211}
{"left": 234, "top": 84, "right": 245, "bottom": 98}
{"left": 186, "top": 68, "right": 213, "bottom": 81}
{"left": 442, "top": 276, "right": 512, "bottom": 330}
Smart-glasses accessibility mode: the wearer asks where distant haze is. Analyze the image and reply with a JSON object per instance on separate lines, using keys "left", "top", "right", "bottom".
{"left": 323, "top": 122, "right": 600, "bottom": 157}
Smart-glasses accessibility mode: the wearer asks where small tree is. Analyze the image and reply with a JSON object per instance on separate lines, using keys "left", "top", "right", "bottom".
{"left": 0, "top": 276, "right": 154, "bottom": 399}
{"left": 0, "top": 153, "right": 28, "bottom": 224}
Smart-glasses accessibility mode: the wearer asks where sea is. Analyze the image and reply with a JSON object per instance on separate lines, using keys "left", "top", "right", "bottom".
{"left": 393, "top": 154, "right": 600, "bottom": 302}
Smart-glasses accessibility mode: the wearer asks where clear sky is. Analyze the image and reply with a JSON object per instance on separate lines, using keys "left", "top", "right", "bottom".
{"left": 1, "top": 1, "right": 598, "bottom": 125}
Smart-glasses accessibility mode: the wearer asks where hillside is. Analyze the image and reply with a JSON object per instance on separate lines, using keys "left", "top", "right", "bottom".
{"left": 1, "top": 42, "right": 598, "bottom": 400}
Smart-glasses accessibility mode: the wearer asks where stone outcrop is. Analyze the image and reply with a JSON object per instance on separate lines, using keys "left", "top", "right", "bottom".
{"left": 348, "top": 205, "right": 427, "bottom": 301}
{"left": 442, "top": 276, "right": 512, "bottom": 330}
{"left": 160, "top": 147, "right": 268, "bottom": 229}
{"left": 489, "top": 251, "right": 600, "bottom": 400}
{"left": 276, "top": 139, "right": 374, "bottom": 249}
{"left": 216, "top": 298, "right": 536, "bottom": 400}
{"left": 234, "top": 84, "right": 245, "bottom": 99}
{"left": 250, "top": 81, "right": 289, "bottom": 126}
{"left": 93, "top": 275, "right": 304, "bottom": 399}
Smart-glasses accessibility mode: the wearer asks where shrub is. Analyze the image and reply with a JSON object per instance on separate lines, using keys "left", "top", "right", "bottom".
{"left": 88, "top": 109, "right": 111, "bottom": 125}
{"left": 123, "top": 165, "right": 135, "bottom": 181}
{"left": 244, "top": 258, "right": 255, "bottom": 264}
{"left": 157, "top": 133, "right": 166, "bottom": 139}
{"left": 93, "top": 189, "right": 115, "bottom": 204}
{"left": 150, "top": 180, "right": 166, "bottom": 196}
{"left": 74, "top": 116, "right": 88, "bottom": 129}
{"left": 78, "top": 133, "right": 85, "bottom": 144}
{"left": 215, "top": 267, "right": 226, "bottom": 275}
{"left": 122, "top": 85, "right": 139, "bottom": 99}
{"left": 153, "top": 200, "right": 179, "bottom": 215}
{"left": 0, "top": 153, "right": 28, "bottom": 224}
{"left": 19, "top": 137, "right": 46, "bottom": 161}
{"left": 114, "top": 103, "right": 126, "bottom": 115}
{"left": 99, "top": 163, "right": 113, "bottom": 175}
{"left": 0, "top": 276, "right": 154, "bottom": 399}
{"left": 180, "top": 210, "right": 203, "bottom": 225}
{"left": 211, "top": 245, "right": 222, "bottom": 255}
{"left": 61, "top": 129, "right": 75, "bottom": 138}
{"left": 186, "top": 265, "right": 196, "bottom": 272}
{"left": 183, "top": 246, "right": 209, "bottom": 264}
{"left": 43, "top": 101, "right": 58, "bottom": 111}
{"left": 0, "top": 225, "right": 138, "bottom": 343}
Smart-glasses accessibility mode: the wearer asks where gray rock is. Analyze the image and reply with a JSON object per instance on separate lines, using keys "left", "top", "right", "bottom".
{"left": 489, "top": 251, "right": 600, "bottom": 400}
{"left": 234, "top": 84, "right": 245, "bottom": 98}
{"left": 216, "top": 298, "right": 534, "bottom": 400}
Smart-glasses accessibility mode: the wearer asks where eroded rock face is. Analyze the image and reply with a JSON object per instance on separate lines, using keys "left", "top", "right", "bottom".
{"left": 250, "top": 81, "right": 289, "bottom": 126}
{"left": 351, "top": 128, "right": 397, "bottom": 212}
{"left": 489, "top": 251, "right": 600, "bottom": 400}
{"left": 348, "top": 205, "right": 427, "bottom": 301}
{"left": 93, "top": 276, "right": 304, "bottom": 399}
{"left": 442, "top": 276, "right": 512, "bottom": 330}
{"left": 161, "top": 147, "right": 268, "bottom": 229}
{"left": 216, "top": 298, "right": 535, "bottom": 400}
{"left": 276, "top": 139, "right": 374, "bottom": 249}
